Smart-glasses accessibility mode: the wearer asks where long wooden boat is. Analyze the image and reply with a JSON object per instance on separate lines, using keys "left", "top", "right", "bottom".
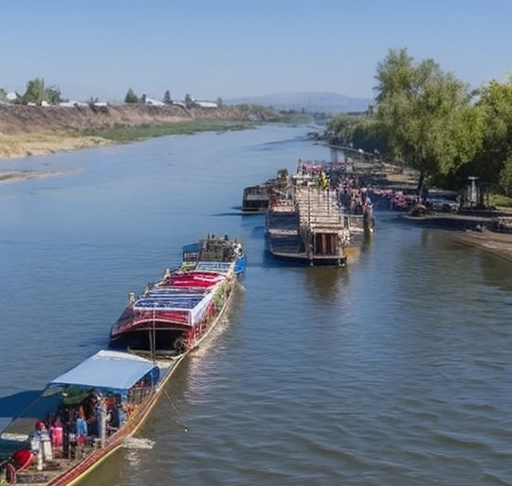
{"left": 109, "top": 235, "right": 246, "bottom": 356}
{"left": 0, "top": 350, "right": 184, "bottom": 486}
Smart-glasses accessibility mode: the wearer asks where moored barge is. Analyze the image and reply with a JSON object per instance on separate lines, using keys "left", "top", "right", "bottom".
{"left": 266, "top": 183, "right": 350, "bottom": 266}
{"left": 241, "top": 169, "right": 290, "bottom": 213}
{"left": 109, "top": 235, "right": 245, "bottom": 356}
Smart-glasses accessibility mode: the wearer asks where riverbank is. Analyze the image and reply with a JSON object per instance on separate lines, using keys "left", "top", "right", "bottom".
{"left": 0, "top": 132, "right": 112, "bottom": 159}
{"left": 0, "top": 103, "right": 285, "bottom": 162}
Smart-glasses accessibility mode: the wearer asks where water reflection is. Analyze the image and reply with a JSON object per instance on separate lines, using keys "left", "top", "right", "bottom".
{"left": 303, "top": 266, "right": 350, "bottom": 301}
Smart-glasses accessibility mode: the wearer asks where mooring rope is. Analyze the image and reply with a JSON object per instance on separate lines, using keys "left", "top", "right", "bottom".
{"left": 163, "top": 388, "right": 189, "bottom": 432}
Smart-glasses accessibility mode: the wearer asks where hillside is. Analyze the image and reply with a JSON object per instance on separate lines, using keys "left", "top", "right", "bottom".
{"left": 226, "top": 91, "right": 374, "bottom": 114}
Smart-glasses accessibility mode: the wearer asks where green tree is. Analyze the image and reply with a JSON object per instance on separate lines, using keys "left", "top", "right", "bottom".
{"left": 216, "top": 96, "right": 223, "bottom": 107}
{"left": 163, "top": 90, "right": 172, "bottom": 104}
{"left": 351, "top": 117, "right": 389, "bottom": 156}
{"left": 184, "top": 93, "right": 194, "bottom": 109}
{"left": 499, "top": 156, "right": 512, "bottom": 196}
{"left": 125, "top": 88, "right": 138, "bottom": 103}
{"left": 45, "top": 85, "right": 63, "bottom": 104}
{"left": 22, "top": 77, "right": 45, "bottom": 104}
{"left": 326, "top": 114, "right": 356, "bottom": 146}
{"left": 0, "top": 88, "right": 7, "bottom": 103}
{"left": 374, "top": 48, "right": 479, "bottom": 196}
{"left": 470, "top": 78, "right": 512, "bottom": 193}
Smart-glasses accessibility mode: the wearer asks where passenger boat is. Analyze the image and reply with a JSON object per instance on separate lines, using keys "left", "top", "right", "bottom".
{"left": 109, "top": 235, "right": 245, "bottom": 355}
{"left": 0, "top": 350, "right": 182, "bottom": 485}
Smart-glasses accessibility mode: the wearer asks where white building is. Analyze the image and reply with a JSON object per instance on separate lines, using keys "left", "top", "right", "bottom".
{"left": 145, "top": 97, "right": 165, "bottom": 106}
{"left": 195, "top": 100, "right": 218, "bottom": 108}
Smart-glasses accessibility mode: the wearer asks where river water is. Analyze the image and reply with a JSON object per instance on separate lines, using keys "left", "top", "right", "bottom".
{"left": 0, "top": 124, "right": 511, "bottom": 486}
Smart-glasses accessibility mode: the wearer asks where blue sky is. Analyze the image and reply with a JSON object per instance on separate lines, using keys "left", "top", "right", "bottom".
{"left": 1, "top": 0, "right": 510, "bottom": 102}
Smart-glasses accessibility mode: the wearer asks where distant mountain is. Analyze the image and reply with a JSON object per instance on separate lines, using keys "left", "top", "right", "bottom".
{"left": 225, "top": 91, "right": 374, "bottom": 114}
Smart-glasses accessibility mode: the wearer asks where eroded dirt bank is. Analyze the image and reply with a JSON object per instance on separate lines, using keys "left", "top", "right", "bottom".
{"left": 0, "top": 103, "right": 270, "bottom": 160}
{"left": 0, "top": 103, "right": 258, "bottom": 135}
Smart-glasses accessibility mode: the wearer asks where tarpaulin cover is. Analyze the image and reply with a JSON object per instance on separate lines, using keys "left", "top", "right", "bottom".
{"left": 49, "top": 350, "right": 158, "bottom": 394}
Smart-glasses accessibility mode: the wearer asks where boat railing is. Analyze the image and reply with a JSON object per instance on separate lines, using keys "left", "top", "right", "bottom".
{"left": 127, "top": 385, "right": 154, "bottom": 405}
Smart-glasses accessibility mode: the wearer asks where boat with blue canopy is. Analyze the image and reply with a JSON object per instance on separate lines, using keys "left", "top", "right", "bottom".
{"left": 0, "top": 235, "right": 246, "bottom": 485}
{"left": 0, "top": 349, "right": 181, "bottom": 486}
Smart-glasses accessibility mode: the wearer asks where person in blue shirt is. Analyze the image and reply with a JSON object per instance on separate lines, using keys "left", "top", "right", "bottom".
{"left": 75, "top": 406, "right": 88, "bottom": 448}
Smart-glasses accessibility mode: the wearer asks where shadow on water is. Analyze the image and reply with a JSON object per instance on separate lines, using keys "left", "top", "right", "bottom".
{"left": 421, "top": 231, "right": 512, "bottom": 290}
{"left": 211, "top": 211, "right": 246, "bottom": 217}
{"left": 0, "top": 390, "right": 42, "bottom": 418}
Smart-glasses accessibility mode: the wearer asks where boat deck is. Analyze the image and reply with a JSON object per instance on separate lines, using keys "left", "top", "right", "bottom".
{"left": 14, "top": 445, "right": 103, "bottom": 486}
{"left": 266, "top": 186, "right": 349, "bottom": 265}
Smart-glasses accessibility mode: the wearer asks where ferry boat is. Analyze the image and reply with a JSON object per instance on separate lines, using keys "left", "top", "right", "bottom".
{"left": 241, "top": 183, "right": 273, "bottom": 213}
{"left": 0, "top": 350, "right": 182, "bottom": 486}
{"left": 109, "top": 235, "right": 245, "bottom": 355}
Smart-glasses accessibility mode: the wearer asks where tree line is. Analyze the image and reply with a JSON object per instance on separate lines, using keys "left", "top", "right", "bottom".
{"left": 0, "top": 79, "right": 225, "bottom": 109}
{"left": 326, "top": 48, "right": 512, "bottom": 199}
{"left": 124, "top": 88, "right": 224, "bottom": 108}
{"left": 0, "top": 78, "right": 65, "bottom": 105}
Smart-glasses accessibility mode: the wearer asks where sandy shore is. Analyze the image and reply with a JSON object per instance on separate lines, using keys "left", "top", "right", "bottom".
{"left": 0, "top": 132, "right": 112, "bottom": 160}
{"left": 0, "top": 169, "right": 82, "bottom": 184}
{"left": 448, "top": 229, "right": 512, "bottom": 263}
{"left": 402, "top": 212, "right": 512, "bottom": 263}
{"left": 0, "top": 132, "right": 91, "bottom": 184}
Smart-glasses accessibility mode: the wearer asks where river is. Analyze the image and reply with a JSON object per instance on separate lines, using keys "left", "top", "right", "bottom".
{"left": 0, "top": 124, "right": 511, "bottom": 486}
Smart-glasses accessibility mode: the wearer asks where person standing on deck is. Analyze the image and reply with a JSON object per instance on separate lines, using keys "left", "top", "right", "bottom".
{"left": 75, "top": 406, "right": 88, "bottom": 448}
